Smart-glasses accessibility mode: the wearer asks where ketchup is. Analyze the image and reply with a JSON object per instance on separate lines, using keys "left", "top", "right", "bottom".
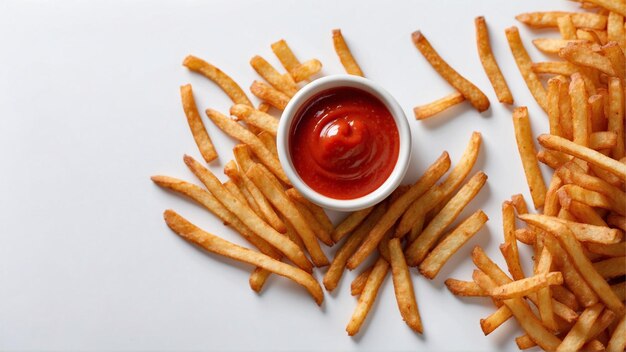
{"left": 289, "top": 87, "right": 399, "bottom": 200}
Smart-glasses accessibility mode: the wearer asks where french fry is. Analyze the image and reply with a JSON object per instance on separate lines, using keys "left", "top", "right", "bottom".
{"left": 592, "top": 256, "right": 626, "bottom": 279}
{"left": 560, "top": 42, "right": 617, "bottom": 76}
{"left": 607, "top": 213, "right": 626, "bottom": 231}
{"left": 515, "top": 334, "right": 536, "bottom": 350}
{"left": 607, "top": 77, "right": 625, "bottom": 159}
{"left": 607, "top": 12, "right": 626, "bottom": 52}
{"left": 291, "top": 59, "right": 323, "bottom": 82}
{"left": 545, "top": 175, "right": 564, "bottom": 216}
{"left": 271, "top": 39, "right": 300, "bottom": 77}
{"left": 558, "top": 15, "right": 578, "bottom": 39}
{"left": 603, "top": 42, "right": 625, "bottom": 79}
{"left": 515, "top": 228, "right": 536, "bottom": 245}
{"left": 520, "top": 214, "right": 625, "bottom": 315}
{"left": 570, "top": 73, "right": 591, "bottom": 147}
{"left": 445, "top": 279, "right": 488, "bottom": 297}
{"left": 538, "top": 150, "right": 571, "bottom": 169}
{"left": 532, "top": 61, "right": 578, "bottom": 75}
{"left": 515, "top": 12, "right": 608, "bottom": 30}
{"left": 347, "top": 152, "right": 451, "bottom": 269}
{"left": 552, "top": 285, "right": 580, "bottom": 312}
{"left": 250, "top": 80, "right": 290, "bottom": 110}
{"left": 184, "top": 155, "right": 312, "bottom": 272}
{"left": 246, "top": 164, "right": 329, "bottom": 267}
{"left": 346, "top": 257, "right": 389, "bottom": 336}
{"left": 535, "top": 248, "right": 557, "bottom": 331}
{"left": 533, "top": 38, "right": 587, "bottom": 54}
{"left": 179, "top": 84, "right": 218, "bottom": 163}
{"left": 552, "top": 217, "right": 622, "bottom": 244}
{"left": 480, "top": 305, "right": 512, "bottom": 335}
{"left": 538, "top": 134, "right": 626, "bottom": 178}
{"left": 250, "top": 55, "right": 298, "bottom": 97}
{"left": 398, "top": 132, "right": 482, "bottom": 236}
{"left": 389, "top": 238, "right": 423, "bottom": 333}
{"left": 558, "top": 77, "right": 575, "bottom": 140}
{"left": 513, "top": 107, "right": 548, "bottom": 209}
{"left": 163, "top": 210, "right": 323, "bottom": 305}
{"left": 611, "top": 282, "right": 626, "bottom": 301}
{"left": 584, "top": 0, "right": 626, "bottom": 16}
{"left": 547, "top": 78, "right": 563, "bottom": 137}
{"left": 413, "top": 92, "right": 465, "bottom": 120}
{"left": 351, "top": 265, "right": 373, "bottom": 296}
{"left": 565, "top": 200, "right": 609, "bottom": 226}
{"left": 285, "top": 189, "right": 333, "bottom": 237}
{"left": 257, "top": 131, "right": 278, "bottom": 158}
{"left": 475, "top": 16, "right": 514, "bottom": 104}
{"left": 405, "top": 172, "right": 488, "bottom": 266}
{"left": 590, "top": 131, "right": 617, "bottom": 150}
{"left": 557, "top": 303, "right": 605, "bottom": 352}
{"left": 419, "top": 210, "right": 488, "bottom": 279}
{"left": 183, "top": 55, "right": 252, "bottom": 106}
{"left": 505, "top": 27, "right": 548, "bottom": 111}
{"left": 249, "top": 267, "right": 272, "bottom": 293}
{"left": 587, "top": 241, "right": 626, "bottom": 256}
{"left": 490, "top": 272, "right": 563, "bottom": 300}
{"left": 558, "top": 167, "right": 626, "bottom": 215}
{"left": 503, "top": 201, "right": 525, "bottom": 280}
{"left": 287, "top": 194, "right": 333, "bottom": 246}
{"left": 224, "top": 179, "right": 261, "bottom": 218}
{"left": 205, "top": 109, "right": 290, "bottom": 184}
{"left": 230, "top": 104, "right": 279, "bottom": 136}
{"left": 558, "top": 184, "right": 615, "bottom": 213}
{"left": 332, "top": 29, "right": 364, "bottom": 77}
{"left": 232, "top": 144, "right": 284, "bottom": 189}
{"left": 332, "top": 207, "right": 374, "bottom": 243}
{"left": 324, "top": 203, "right": 387, "bottom": 291}
{"left": 607, "top": 314, "right": 626, "bottom": 352}
{"left": 412, "top": 31, "right": 490, "bottom": 112}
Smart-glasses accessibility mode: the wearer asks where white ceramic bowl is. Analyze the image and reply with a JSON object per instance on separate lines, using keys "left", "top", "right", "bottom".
{"left": 277, "top": 75, "right": 412, "bottom": 212}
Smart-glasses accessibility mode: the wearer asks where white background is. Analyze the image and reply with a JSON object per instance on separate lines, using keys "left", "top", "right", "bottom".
{"left": 0, "top": 0, "right": 581, "bottom": 350}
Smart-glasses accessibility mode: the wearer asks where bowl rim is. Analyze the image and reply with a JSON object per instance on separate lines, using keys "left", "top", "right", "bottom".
{"left": 277, "top": 74, "right": 412, "bottom": 212}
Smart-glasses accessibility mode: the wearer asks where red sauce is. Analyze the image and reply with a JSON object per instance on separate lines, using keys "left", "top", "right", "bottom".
{"left": 289, "top": 87, "right": 399, "bottom": 200}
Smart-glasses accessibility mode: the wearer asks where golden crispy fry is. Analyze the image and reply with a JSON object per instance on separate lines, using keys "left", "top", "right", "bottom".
{"left": 502, "top": 201, "right": 525, "bottom": 280}
{"left": 480, "top": 305, "right": 512, "bottom": 335}
{"left": 249, "top": 267, "right": 272, "bottom": 293}
{"left": 250, "top": 80, "right": 290, "bottom": 110}
{"left": 557, "top": 303, "right": 604, "bottom": 352}
{"left": 205, "top": 109, "right": 289, "bottom": 184}
{"left": 520, "top": 214, "right": 625, "bottom": 315}
{"left": 257, "top": 132, "right": 278, "bottom": 159}
{"left": 332, "top": 29, "right": 364, "bottom": 77}
{"left": 545, "top": 175, "right": 564, "bottom": 216}
{"left": 538, "top": 150, "right": 571, "bottom": 169}
{"left": 570, "top": 73, "right": 592, "bottom": 147}
{"left": 587, "top": 241, "right": 626, "bottom": 257}
{"left": 533, "top": 61, "right": 578, "bottom": 75}
{"left": 584, "top": 0, "right": 626, "bottom": 16}
{"left": 560, "top": 42, "right": 617, "bottom": 76}
{"left": 515, "top": 12, "right": 608, "bottom": 30}
{"left": 513, "top": 107, "right": 548, "bottom": 209}
{"left": 163, "top": 209, "right": 323, "bottom": 304}
{"left": 475, "top": 16, "right": 514, "bottom": 104}
{"left": 419, "top": 210, "right": 488, "bottom": 279}
{"left": 558, "top": 168, "right": 626, "bottom": 215}
{"left": 398, "top": 132, "right": 482, "bottom": 236}
{"left": 558, "top": 15, "right": 578, "bottom": 39}
{"left": 224, "top": 179, "right": 261, "bottom": 219}
{"left": 270, "top": 39, "right": 300, "bottom": 77}
{"left": 535, "top": 248, "right": 557, "bottom": 331}
{"left": 250, "top": 55, "right": 298, "bottom": 97}
{"left": 472, "top": 270, "right": 562, "bottom": 351}
{"left": 607, "top": 314, "right": 626, "bottom": 352}
{"left": 552, "top": 285, "right": 580, "bottom": 311}
{"left": 183, "top": 55, "right": 252, "bottom": 106}
{"left": 505, "top": 27, "right": 548, "bottom": 111}
{"left": 490, "top": 272, "right": 563, "bottom": 300}
{"left": 324, "top": 203, "right": 386, "bottom": 291}
{"left": 533, "top": 38, "right": 588, "bottom": 54}
{"left": 515, "top": 334, "right": 536, "bottom": 350}
{"left": 284, "top": 189, "right": 333, "bottom": 234}
{"left": 347, "top": 153, "right": 451, "bottom": 269}
{"left": 289, "top": 195, "right": 333, "bottom": 246}
{"left": 607, "top": 12, "right": 626, "bottom": 52}
{"left": 246, "top": 164, "right": 328, "bottom": 267}
{"left": 547, "top": 78, "right": 563, "bottom": 137}
{"left": 515, "top": 228, "right": 536, "bottom": 245}
{"left": 184, "top": 155, "right": 312, "bottom": 272}
{"left": 558, "top": 77, "right": 575, "bottom": 140}
{"left": 389, "top": 238, "right": 423, "bottom": 333}
{"left": 346, "top": 257, "right": 389, "bottom": 336}
{"left": 603, "top": 42, "right": 625, "bottom": 79}
{"left": 413, "top": 92, "right": 465, "bottom": 120}
{"left": 608, "top": 77, "right": 625, "bottom": 159}
{"left": 538, "top": 134, "right": 626, "bottom": 178}
{"left": 291, "top": 59, "right": 323, "bottom": 82}
{"left": 151, "top": 175, "right": 280, "bottom": 259}
{"left": 445, "top": 279, "right": 488, "bottom": 296}
{"left": 566, "top": 200, "right": 609, "bottom": 226}
{"left": 590, "top": 131, "right": 617, "bottom": 149}
{"left": 553, "top": 217, "right": 622, "bottom": 244}
{"left": 592, "top": 256, "right": 626, "bottom": 279}
{"left": 232, "top": 144, "right": 284, "bottom": 190}
{"left": 351, "top": 265, "right": 373, "bottom": 296}
{"left": 412, "top": 31, "right": 490, "bottom": 112}
{"left": 405, "top": 172, "right": 488, "bottom": 266}
{"left": 332, "top": 207, "right": 374, "bottom": 243}
{"left": 179, "top": 84, "right": 218, "bottom": 163}
{"left": 230, "top": 104, "right": 279, "bottom": 136}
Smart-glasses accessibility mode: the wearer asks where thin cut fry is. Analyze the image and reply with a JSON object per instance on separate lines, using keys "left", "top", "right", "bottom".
{"left": 287, "top": 195, "right": 333, "bottom": 246}
{"left": 250, "top": 80, "right": 290, "bottom": 110}
{"left": 490, "top": 272, "right": 563, "bottom": 300}
{"left": 603, "top": 42, "right": 625, "bottom": 79}
{"left": 180, "top": 84, "right": 218, "bottom": 163}
{"left": 557, "top": 303, "right": 604, "bottom": 352}
{"left": 183, "top": 55, "right": 252, "bottom": 106}
{"left": 346, "top": 257, "right": 389, "bottom": 336}
{"left": 332, "top": 29, "right": 364, "bottom": 76}
{"left": 291, "top": 59, "right": 323, "bottom": 82}
{"left": 257, "top": 131, "right": 278, "bottom": 158}
{"left": 513, "top": 107, "right": 547, "bottom": 209}
{"left": 558, "top": 15, "right": 578, "bottom": 39}
{"left": 607, "top": 12, "right": 626, "bottom": 52}
{"left": 445, "top": 279, "right": 488, "bottom": 296}
{"left": 547, "top": 78, "right": 563, "bottom": 137}
{"left": 475, "top": 16, "right": 513, "bottom": 104}
{"left": 480, "top": 305, "right": 512, "bottom": 335}
{"left": 502, "top": 201, "right": 525, "bottom": 280}
{"left": 163, "top": 210, "right": 323, "bottom": 305}
{"left": 230, "top": 104, "right": 279, "bottom": 136}
{"left": 532, "top": 61, "right": 578, "bottom": 75}
{"left": 515, "top": 12, "right": 608, "bottom": 30}
{"left": 351, "top": 265, "right": 373, "bottom": 296}
{"left": 413, "top": 92, "right": 465, "bottom": 120}
{"left": 570, "top": 73, "right": 591, "bottom": 147}
{"left": 560, "top": 42, "right": 617, "bottom": 76}
{"left": 584, "top": 0, "right": 626, "bottom": 16}
{"left": 607, "top": 314, "right": 626, "bottom": 352}
{"left": 412, "top": 31, "right": 490, "bottom": 112}
{"left": 270, "top": 39, "right": 300, "bottom": 78}
{"left": 250, "top": 55, "right": 298, "bottom": 97}
{"left": 608, "top": 77, "right": 625, "bottom": 159}
{"left": 592, "top": 256, "right": 626, "bottom": 279}
{"left": 389, "top": 238, "right": 423, "bottom": 333}
{"left": 535, "top": 248, "right": 557, "bottom": 331}
{"left": 533, "top": 38, "right": 588, "bottom": 54}
{"left": 332, "top": 207, "right": 374, "bottom": 243}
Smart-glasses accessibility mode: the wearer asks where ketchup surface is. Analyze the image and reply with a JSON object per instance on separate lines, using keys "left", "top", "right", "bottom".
{"left": 289, "top": 87, "right": 399, "bottom": 200}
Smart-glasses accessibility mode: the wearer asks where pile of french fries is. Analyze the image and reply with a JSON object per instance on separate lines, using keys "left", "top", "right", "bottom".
{"left": 153, "top": 29, "right": 491, "bottom": 338}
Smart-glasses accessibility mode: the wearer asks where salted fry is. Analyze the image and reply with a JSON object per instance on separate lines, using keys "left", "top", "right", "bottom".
{"left": 533, "top": 38, "right": 587, "bottom": 54}
{"left": 332, "top": 29, "right": 364, "bottom": 76}
{"left": 346, "top": 257, "right": 389, "bottom": 336}
{"left": 405, "top": 172, "right": 488, "bottom": 266}
{"left": 516, "top": 12, "right": 608, "bottom": 30}
{"left": 558, "top": 78, "right": 575, "bottom": 140}
{"left": 230, "top": 104, "right": 279, "bottom": 136}
{"left": 592, "top": 256, "right": 626, "bottom": 279}
{"left": 548, "top": 78, "right": 563, "bottom": 137}
{"left": 515, "top": 228, "right": 536, "bottom": 245}
{"left": 607, "top": 12, "right": 626, "bottom": 52}
{"left": 513, "top": 107, "right": 547, "bottom": 209}
{"left": 445, "top": 279, "right": 488, "bottom": 297}
{"left": 412, "top": 31, "right": 490, "bottom": 112}
{"left": 480, "top": 305, "right": 512, "bottom": 335}
{"left": 413, "top": 92, "right": 465, "bottom": 119}
{"left": 475, "top": 16, "right": 513, "bottom": 104}
{"left": 351, "top": 265, "right": 373, "bottom": 296}
{"left": 603, "top": 42, "right": 625, "bottom": 79}
{"left": 271, "top": 39, "right": 300, "bottom": 74}
{"left": 163, "top": 210, "right": 323, "bottom": 304}
{"left": 584, "top": 0, "right": 626, "bottom": 16}
{"left": 570, "top": 73, "right": 591, "bottom": 147}
{"left": 503, "top": 201, "right": 525, "bottom": 280}
{"left": 538, "top": 134, "right": 626, "bottom": 178}
{"left": 183, "top": 55, "right": 252, "bottom": 106}
{"left": 560, "top": 42, "right": 617, "bottom": 76}
{"left": 347, "top": 152, "right": 451, "bottom": 269}
{"left": 535, "top": 248, "right": 557, "bottom": 331}
{"left": 250, "top": 55, "right": 298, "bottom": 97}
{"left": 179, "top": 84, "right": 218, "bottom": 163}
{"left": 558, "top": 15, "right": 577, "bottom": 39}
{"left": 490, "top": 272, "right": 563, "bottom": 300}
{"left": 419, "top": 210, "right": 488, "bottom": 279}
{"left": 247, "top": 164, "right": 328, "bottom": 267}
{"left": 607, "top": 314, "right": 626, "bottom": 352}
{"left": 389, "top": 238, "right": 423, "bottom": 333}
{"left": 505, "top": 27, "right": 548, "bottom": 111}
{"left": 557, "top": 303, "right": 604, "bottom": 352}
{"left": 287, "top": 190, "right": 333, "bottom": 234}
{"left": 250, "top": 80, "right": 290, "bottom": 110}
{"left": 533, "top": 61, "right": 578, "bottom": 75}
{"left": 288, "top": 195, "right": 333, "bottom": 246}
{"left": 608, "top": 77, "right": 625, "bottom": 159}
{"left": 332, "top": 207, "right": 374, "bottom": 243}
{"left": 205, "top": 109, "right": 289, "bottom": 184}
{"left": 184, "top": 155, "right": 312, "bottom": 272}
